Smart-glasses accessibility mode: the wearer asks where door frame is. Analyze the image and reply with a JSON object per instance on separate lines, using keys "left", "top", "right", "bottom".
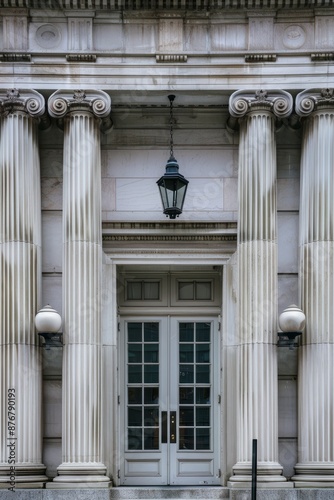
{"left": 118, "top": 314, "right": 221, "bottom": 486}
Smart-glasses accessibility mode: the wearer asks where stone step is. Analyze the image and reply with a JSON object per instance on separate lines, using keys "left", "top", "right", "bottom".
{"left": 109, "top": 487, "right": 230, "bottom": 500}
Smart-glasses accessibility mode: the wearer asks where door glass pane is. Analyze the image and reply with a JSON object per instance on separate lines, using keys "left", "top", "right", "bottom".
{"left": 196, "top": 322, "right": 210, "bottom": 342}
{"left": 180, "top": 387, "right": 194, "bottom": 404}
{"left": 144, "top": 387, "right": 159, "bottom": 404}
{"left": 128, "top": 407, "right": 142, "bottom": 426}
{"left": 178, "top": 282, "right": 194, "bottom": 300}
{"left": 179, "top": 322, "right": 194, "bottom": 342}
{"left": 128, "top": 322, "right": 142, "bottom": 342}
{"left": 180, "top": 344, "right": 194, "bottom": 363}
{"left": 128, "top": 344, "right": 142, "bottom": 363}
{"left": 144, "top": 343, "right": 159, "bottom": 363}
{"left": 128, "top": 428, "right": 142, "bottom": 450}
{"left": 143, "top": 282, "right": 160, "bottom": 300}
{"left": 127, "top": 322, "right": 160, "bottom": 452}
{"left": 179, "top": 428, "right": 194, "bottom": 450}
{"left": 178, "top": 322, "right": 212, "bottom": 451}
{"left": 144, "top": 322, "right": 159, "bottom": 342}
{"left": 195, "top": 282, "right": 211, "bottom": 300}
{"left": 128, "top": 387, "right": 142, "bottom": 404}
{"left": 179, "top": 364, "right": 194, "bottom": 383}
{"left": 196, "top": 429, "right": 210, "bottom": 450}
{"left": 127, "top": 283, "right": 142, "bottom": 300}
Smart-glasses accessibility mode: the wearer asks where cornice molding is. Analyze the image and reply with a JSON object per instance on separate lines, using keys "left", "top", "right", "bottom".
{"left": 48, "top": 89, "right": 112, "bottom": 131}
{"left": 0, "top": 0, "right": 328, "bottom": 9}
{"left": 296, "top": 88, "right": 334, "bottom": 117}
{"left": 0, "top": 88, "right": 45, "bottom": 117}
{"left": 229, "top": 89, "right": 293, "bottom": 120}
{"left": 102, "top": 221, "right": 237, "bottom": 243}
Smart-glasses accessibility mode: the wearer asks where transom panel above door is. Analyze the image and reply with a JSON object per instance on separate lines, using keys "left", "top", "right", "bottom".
{"left": 119, "top": 317, "right": 220, "bottom": 486}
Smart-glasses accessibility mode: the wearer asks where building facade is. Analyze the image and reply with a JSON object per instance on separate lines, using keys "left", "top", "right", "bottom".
{"left": 0, "top": 1, "right": 334, "bottom": 496}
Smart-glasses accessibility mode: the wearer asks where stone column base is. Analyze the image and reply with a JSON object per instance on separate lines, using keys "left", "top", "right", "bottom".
{"left": 228, "top": 461, "right": 291, "bottom": 488}
{"left": 0, "top": 464, "right": 47, "bottom": 489}
{"left": 52, "top": 462, "right": 110, "bottom": 488}
{"left": 293, "top": 463, "right": 334, "bottom": 487}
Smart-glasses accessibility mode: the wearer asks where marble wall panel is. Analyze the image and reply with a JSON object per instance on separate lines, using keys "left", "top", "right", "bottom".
{"left": 102, "top": 149, "right": 235, "bottom": 178}
{"left": 42, "top": 178, "right": 63, "bottom": 211}
{"left": 278, "top": 275, "right": 299, "bottom": 316}
{"left": 278, "top": 438, "right": 297, "bottom": 480}
{"left": 248, "top": 17, "right": 274, "bottom": 50}
{"left": 277, "top": 213, "right": 299, "bottom": 274}
{"left": 43, "top": 438, "right": 62, "bottom": 479}
{"left": 277, "top": 149, "right": 301, "bottom": 179}
{"left": 42, "top": 212, "right": 62, "bottom": 273}
{"left": 42, "top": 275, "right": 62, "bottom": 319}
{"left": 278, "top": 378, "right": 297, "bottom": 438}
{"left": 43, "top": 380, "right": 62, "bottom": 438}
{"left": 315, "top": 15, "right": 334, "bottom": 49}
{"left": 102, "top": 177, "right": 116, "bottom": 212}
{"left": 277, "top": 348, "right": 298, "bottom": 377}
{"left": 223, "top": 178, "right": 238, "bottom": 212}
{"left": 159, "top": 18, "right": 183, "bottom": 52}
{"left": 40, "top": 149, "right": 63, "bottom": 178}
{"left": 184, "top": 21, "right": 209, "bottom": 52}
{"left": 123, "top": 22, "right": 157, "bottom": 53}
{"left": 277, "top": 178, "right": 300, "bottom": 211}
{"left": 93, "top": 22, "right": 123, "bottom": 51}
{"left": 42, "top": 348, "right": 63, "bottom": 379}
{"left": 210, "top": 23, "right": 247, "bottom": 51}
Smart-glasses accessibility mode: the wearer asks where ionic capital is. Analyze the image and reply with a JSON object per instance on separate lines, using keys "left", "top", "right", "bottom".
{"left": 229, "top": 89, "right": 293, "bottom": 120}
{"left": 296, "top": 88, "right": 334, "bottom": 117}
{"left": 0, "top": 89, "right": 45, "bottom": 118}
{"left": 48, "top": 89, "right": 112, "bottom": 130}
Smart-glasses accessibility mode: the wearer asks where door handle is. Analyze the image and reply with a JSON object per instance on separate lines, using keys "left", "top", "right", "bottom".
{"left": 161, "top": 411, "right": 167, "bottom": 443}
{"left": 170, "top": 411, "right": 176, "bottom": 443}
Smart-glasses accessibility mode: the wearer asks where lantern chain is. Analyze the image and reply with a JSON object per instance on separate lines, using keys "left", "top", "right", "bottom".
{"left": 168, "top": 94, "right": 175, "bottom": 158}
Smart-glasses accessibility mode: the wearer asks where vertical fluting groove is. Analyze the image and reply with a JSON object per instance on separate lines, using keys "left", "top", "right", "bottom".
{"left": 297, "top": 108, "right": 334, "bottom": 474}
{"left": 0, "top": 109, "right": 45, "bottom": 477}
{"left": 233, "top": 107, "right": 282, "bottom": 479}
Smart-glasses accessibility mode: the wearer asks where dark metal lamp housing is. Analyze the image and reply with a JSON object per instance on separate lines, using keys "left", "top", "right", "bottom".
{"left": 277, "top": 304, "right": 306, "bottom": 349}
{"left": 35, "top": 304, "right": 63, "bottom": 349}
{"left": 157, "top": 95, "right": 189, "bottom": 219}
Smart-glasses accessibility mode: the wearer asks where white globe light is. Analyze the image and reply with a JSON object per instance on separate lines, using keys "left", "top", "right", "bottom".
{"left": 35, "top": 305, "right": 62, "bottom": 333}
{"left": 279, "top": 304, "right": 306, "bottom": 333}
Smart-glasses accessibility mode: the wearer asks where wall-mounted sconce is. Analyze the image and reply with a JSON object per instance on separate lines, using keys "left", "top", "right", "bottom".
{"left": 277, "top": 304, "right": 306, "bottom": 349}
{"left": 35, "top": 304, "right": 62, "bottom": 349}
{"left": 157, "top": 95, "right": 189, "bottom": 219}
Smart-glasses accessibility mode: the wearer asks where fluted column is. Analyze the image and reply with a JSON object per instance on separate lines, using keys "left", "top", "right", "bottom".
{"left": 48, "top": 90, "right": 112, "bottom": 486}
{"left": 0, "top": 89, "right": 47, "bottom": 487}
{"left": 228, "top": 90, "right": 293, "bottom": 487}
{"left": 293, "top": 89, "right": 334, "bottom": 487}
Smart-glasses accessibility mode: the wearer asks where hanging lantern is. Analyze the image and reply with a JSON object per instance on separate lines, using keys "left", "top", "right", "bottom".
{"left": 157, "top": 95, "right": 189, "bottom": 219}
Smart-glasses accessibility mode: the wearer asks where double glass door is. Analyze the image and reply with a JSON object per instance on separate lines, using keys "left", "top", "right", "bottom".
{"left": 119, "top": 317, "right": 220, "bottom": 485}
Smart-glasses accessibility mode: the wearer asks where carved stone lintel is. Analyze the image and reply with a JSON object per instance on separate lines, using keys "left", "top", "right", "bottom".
{"left": 48, "top": 89, "right": 112, "bottom": 131}
{"left": 229, "top": 89, "right": 293, "bottom": 120}
{"left": 0, "top": 88, "right": 45, "bottom": 118}
{"left": 296, "top": 88, "right": 334, "bottom": 117}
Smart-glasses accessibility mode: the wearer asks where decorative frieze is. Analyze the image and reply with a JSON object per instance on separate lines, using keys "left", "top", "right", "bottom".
{"left": 311, "top": 52, "right": 334, "bottom": 61}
